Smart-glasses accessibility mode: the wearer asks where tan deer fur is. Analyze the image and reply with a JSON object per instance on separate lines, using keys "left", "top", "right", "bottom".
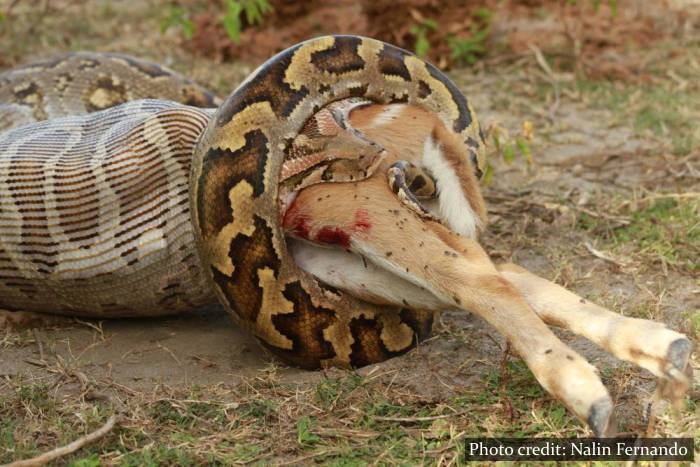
{"left": 282, "top": 102, "right": 692, "bottom": 436}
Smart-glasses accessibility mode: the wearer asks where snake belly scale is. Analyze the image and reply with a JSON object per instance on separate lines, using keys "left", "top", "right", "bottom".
{"left": 1, "top": 36, "right": 486, "bottom": 369}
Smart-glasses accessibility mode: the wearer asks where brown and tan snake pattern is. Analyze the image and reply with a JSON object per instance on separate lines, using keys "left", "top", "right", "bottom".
{"left": 0, "top": 36, "right": 482, "bottom": 368}
{"left": 1, "top": 37, "right": 691, "bottom": 436}
{"left": 0, "top": 51, "right": 219, "bottom": 132}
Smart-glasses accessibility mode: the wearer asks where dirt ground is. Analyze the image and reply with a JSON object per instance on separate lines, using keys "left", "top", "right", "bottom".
{"left": 0, "top": 0, "right": 698, "bottom": 464}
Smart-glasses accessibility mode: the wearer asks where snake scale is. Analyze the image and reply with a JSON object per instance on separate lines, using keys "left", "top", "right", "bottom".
{"left": 0, "top": 36, "right": 485, "bottom": 369}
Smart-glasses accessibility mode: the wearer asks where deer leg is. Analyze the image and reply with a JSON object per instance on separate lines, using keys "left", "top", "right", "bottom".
{"left": 283, "top": 177, "right": 614, "bottom": 435}
{"left": 495, "top": 263, "right": 691, "bottom": 395}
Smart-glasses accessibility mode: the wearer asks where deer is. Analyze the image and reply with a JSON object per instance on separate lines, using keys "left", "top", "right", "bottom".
{"left": 280, "top": 99, "right": 693, "bottom": 436}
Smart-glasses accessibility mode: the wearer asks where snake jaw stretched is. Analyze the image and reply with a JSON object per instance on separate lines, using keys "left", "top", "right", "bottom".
{"left": 189, "top": 35, "right": 485, "bottom": 369}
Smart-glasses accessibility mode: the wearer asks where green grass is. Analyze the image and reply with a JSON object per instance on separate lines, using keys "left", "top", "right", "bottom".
{"left": 575, "top": 79, "right": 697, "bottom": 156}
{"left": 117, "top": 446, "right": 200, "bottom": 466}
{"left": 577, "top": 196, "right": 699, "bottom": 271}
{"left": 16, "top": 382, "right": 53, "bottom": 410}
{"left": 613, "top": 198, "right": 698, "bottom": 265}
{"left": 296, "top": 416, "right": 321, "bottom": 448}
{"left": 2, "top": 356, "right": 696, "bottom": 464}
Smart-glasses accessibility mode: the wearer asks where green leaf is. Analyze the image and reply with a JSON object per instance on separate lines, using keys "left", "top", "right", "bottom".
{"left": 72, "top": 455, "right": 102, "bottom": 467}
{"left": 243, "top": 0, "right": 271, "bottom": 25}
{"left": 223, "top": 0, "right": 242, "bottom": 43}
{"left": 222, "top": 15, "right": 241, "bottom": 43}
{"left": 483, "top": 162, "right": 494, "bottom": 187}
{"left": 515, "top": 138, "right": 533, "bottom": 163}
{"left": 504, "top": 144, "right": 514, "bottom": 164}
{"left": 472, "top": 28, "right": 489, "bottom": 43}
{"left": 257, "top": 0, "right": 272, "bottom": 14}
{"left": 447, "top": 28, "right": 489, "bottom": 65}
{"left": 182, "top": 18, "right": 194, "bottom": 39}
{"left": 226, "top": 0, "right": 241, "bottom": 15}
{"left": 244, "top": 3, "right": 259, "bottom": 24}
{"left": 491, "top": 132, "right": 500, "bottom": 150}
{"left": 422, "top": 18, "right": 438, "bottom": 30}
{"left": 472, "top": 7, "right": 492, "bottom": 22}
{"left": 689, "top": 310, "right": 700, "bottom": 329}
{"left": 297, "top": 416, "right": 320, "bottom": 447}
{"left": 161, "top": 7, "right": 182, "bottom": 34}
{"left": 160, "top": 6, "right": 194, "bottom": 40}
{"left": 415, "top": 36, "right": 429, "bottom": 57}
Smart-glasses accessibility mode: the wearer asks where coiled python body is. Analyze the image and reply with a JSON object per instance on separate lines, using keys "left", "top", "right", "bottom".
{"left": 0, "top": 100, "right": 217, "bottom": 315}
{"left": 0, "top": 51, "right": 219, "bottom": 131}
{"left": 0, "top": 36, "right": 485, "bottom": 369}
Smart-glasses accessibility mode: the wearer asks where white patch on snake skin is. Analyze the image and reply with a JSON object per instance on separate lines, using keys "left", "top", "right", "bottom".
{"left": 368, "top": 104, "right": 405, "bottom": 127}
{"left": 137, "top": 228, "right": 167, "bottom": 254}
{"left": 289, "top": 238, "right": 446, "bottom": 309}
{"left": 421, "top": 136, "right": 480, "bottom": 239}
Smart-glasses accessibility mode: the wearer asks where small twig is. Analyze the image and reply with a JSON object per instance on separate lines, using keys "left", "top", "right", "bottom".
{"left": 4, "top": 0, "right": 22, "bottom": 19}
{"left": 103, "top": 380, "right": 138, "bottom": 395}
{"left": 584, "top": 241, "right": 631, "bottom": 268}
{"left": 278, "top": 448, "right": 339, "bottom": 466}
{"left": 614, "top": 431, "right": 640, "bottom": 438}
{"left": 156, "top": 342, "right": 181, "bottom": 365}
{"left": 501, "top": 341, "right": 515, "bottom": 421}
{"left": 190, "top": 354, "right": 216, "bottom": 367}
{"left": 634, "top": 192, "right": 699, "bottom": 202}
{"left": 666, "top": 69, "right": 688, "bottom": 90}
{"left": 484, "top": 331, "right": 505, "bottom": 351}
{"left": 366, "top": 408, "right": 472, "bottom": 423}
{"left": 75, "top": 319, "right": 105, "bottom": 341}
{"left": 425, "top": 432, "right": 467, "bottom": 455}
{"left": 7, "top": 415, "right": 120, "bottom": 467}
{"left": 571, "top": 205, "right": 631, "bottom": 225}
{"left": 24, "top": 358, "right": 48, "bottom": 368}
{"left": 486, "top": 193, "right": 632, "bottom": 225}
{"left": 152, "top": 397, "right": 240, "bottom": 407}
{"left": 529, "top": 43, "right": 560, "bottom": 119}
{"left": 32, "top": 329, "right": 45, "bottom": 362}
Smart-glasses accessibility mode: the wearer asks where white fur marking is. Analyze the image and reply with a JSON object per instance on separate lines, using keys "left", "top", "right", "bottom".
{"left": 289, "top": 238, "right": 447, "bottom": 309}
{"left": 370, "top": 104, "right": 406, "bottom": 127}
{"left": 349, "top": 240, "right": 454, "bottom": 307}
{"left": 421, "top": 137, "right": 480, "bottom": 238}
